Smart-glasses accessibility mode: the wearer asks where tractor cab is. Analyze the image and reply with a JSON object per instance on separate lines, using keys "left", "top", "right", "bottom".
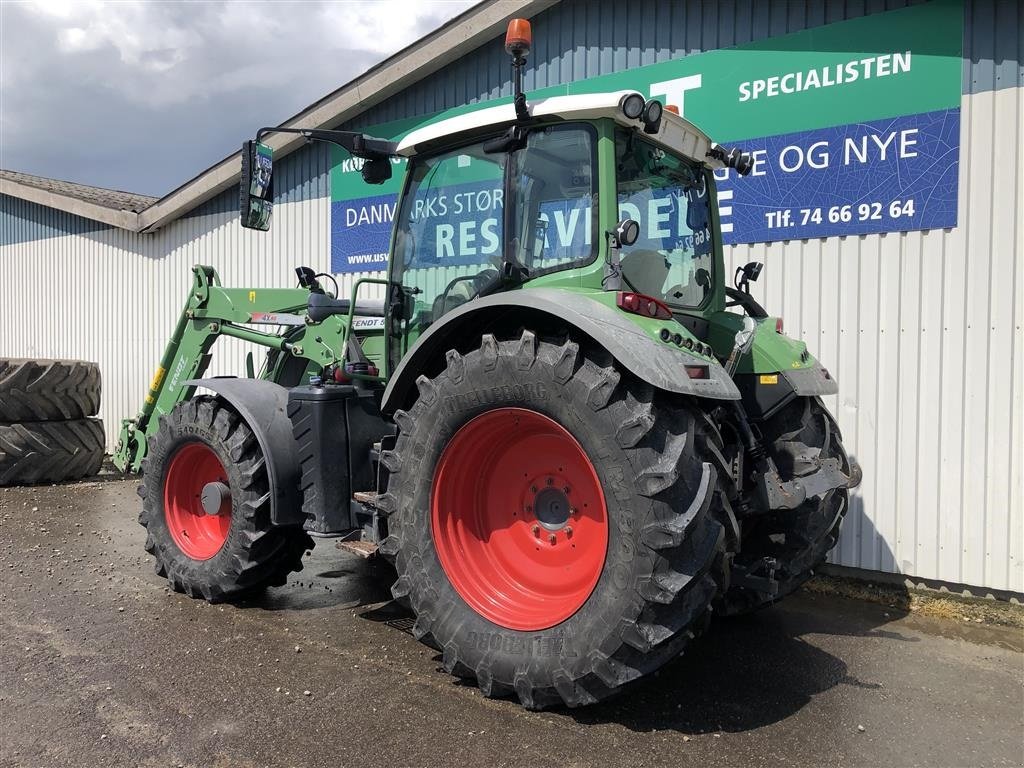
{"left": 384, "top": 90, "right": 739, "bottom": 374}
{"left": 238, "top": 20, "right": 755, "bottom": 395}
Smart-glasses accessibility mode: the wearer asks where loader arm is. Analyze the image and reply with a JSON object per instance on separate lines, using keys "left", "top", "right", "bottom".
{"left": 112, "top": 265, "right": 348, "bottom": 473}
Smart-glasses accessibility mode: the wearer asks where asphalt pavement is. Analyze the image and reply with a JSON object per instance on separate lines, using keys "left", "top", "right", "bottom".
{"left": 1, "top": 477, "right": 1022, "bottom": 768}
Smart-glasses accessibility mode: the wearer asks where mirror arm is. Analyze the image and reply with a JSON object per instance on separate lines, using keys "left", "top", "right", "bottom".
{"left": 603, "top": 230, "right": 623, "bottom": 291}
{"left": 253, "top": 127, "right": 398, "bottom": 160}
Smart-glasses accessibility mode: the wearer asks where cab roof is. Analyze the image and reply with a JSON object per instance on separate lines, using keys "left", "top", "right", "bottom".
{"left": 395, "top": 91, "right": 722, "bottom": 171}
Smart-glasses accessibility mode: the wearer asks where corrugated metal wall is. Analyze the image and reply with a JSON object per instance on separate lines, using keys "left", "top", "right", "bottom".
{"left": 722, "top": 83, "right": 1021, "bottom": 592}
{"left": 0, "top": 144, "right": 334, "bottom": 456}
{"left": 1, "top": 0, "right": 1020, "bottom": 593}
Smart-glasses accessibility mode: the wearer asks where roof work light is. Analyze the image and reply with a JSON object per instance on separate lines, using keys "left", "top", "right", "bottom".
{"left": 619, "top": 92, "right": 646, "bottom": 120}
{"left": 642, "top": 99, "right": 663, "bottom": 133}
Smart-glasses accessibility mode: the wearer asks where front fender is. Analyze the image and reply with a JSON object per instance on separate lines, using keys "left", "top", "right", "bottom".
{"left": 185, "top": 378, "right": 304, "bottom": 527}
{"left": 381, "top": 288, "right": 740, "bottom": 414}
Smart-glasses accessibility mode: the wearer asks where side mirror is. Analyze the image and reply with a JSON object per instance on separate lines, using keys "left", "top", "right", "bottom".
{"left": 706, "top": 144, "right": 753, "bottom": 177}
{"left": 361, "top": 156, "right": 392, "bottom": 185}
{"left": 240, "top": 140, "right": 273, "bottom": 230}
{"left": 735, "top": 261, "right": 763, "bottom": 295}
{"left": 741, "top": 261, "right": 763, "bottom": 282}
{"left": 613, "top": 218, "right": 640, "bottom": 247}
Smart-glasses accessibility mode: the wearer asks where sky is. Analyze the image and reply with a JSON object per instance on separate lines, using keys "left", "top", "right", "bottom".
{"left": 0, "top": 0, "right": 475, "bottom": 197}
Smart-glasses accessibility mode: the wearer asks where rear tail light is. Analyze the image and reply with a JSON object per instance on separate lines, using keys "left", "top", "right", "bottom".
{"left": 685, "top": 365, "right": 709, "bottom": 380}
{"left": 616, "top": 292, "right": 673, "bottom": 320}
{"left": 775, "top": 317, "right": 784, "bottom": 333}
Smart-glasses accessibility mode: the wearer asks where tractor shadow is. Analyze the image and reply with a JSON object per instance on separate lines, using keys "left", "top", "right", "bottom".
{"left": 239, "top": 547, "right": 396, "bottom": 612}
{"left": 245, "top": 466, "right": 918, "bottom": 736}
{"left": 565, "top": 588, "right": 912, "bottom": 734}
{"left": 565, "top": 480, "right": 914, "bottom": 734}
{"left": 356, "top": 584, "right": 914, "bottom": 735}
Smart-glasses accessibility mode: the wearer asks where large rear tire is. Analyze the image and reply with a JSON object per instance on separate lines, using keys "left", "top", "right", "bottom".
{"left": 0, "top": 358, "right": 101, "bottom": 421}
{"left": 722, "top": 397, "right": 850, "bottom": 614}
{"left": 380, "top": 331, "right": 730, "bottom": 709}
{"left": 138, "top": 397, "right": 312, "bottom": 602}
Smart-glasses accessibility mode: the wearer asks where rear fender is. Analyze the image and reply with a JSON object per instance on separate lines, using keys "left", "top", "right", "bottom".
{"left": 381, "top": 288, "right": 740, "bottom": 414}
{"left": 185, "top": 378, "right": 304, "bottom": 527}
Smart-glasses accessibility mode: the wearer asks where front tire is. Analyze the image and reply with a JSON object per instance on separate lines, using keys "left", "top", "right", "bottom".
{"left": 381, "top": 332, "right": 730, "bottom": 709}
{"left": 139, "top": 397, "right": 312, "bottom": 602}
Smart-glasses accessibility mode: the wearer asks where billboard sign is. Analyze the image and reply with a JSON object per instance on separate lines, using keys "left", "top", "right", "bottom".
{"left": 330, "top": 0, "right": 962, "bottom": 272}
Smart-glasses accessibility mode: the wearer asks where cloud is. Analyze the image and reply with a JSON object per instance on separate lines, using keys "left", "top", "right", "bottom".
{"left": 0, "top": 0, "right": 475, "bottom": 195}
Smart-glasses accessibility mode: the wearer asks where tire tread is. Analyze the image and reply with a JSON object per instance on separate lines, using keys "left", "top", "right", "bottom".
{"left": 0, "top": 418, "right": 104, "bottom": 486}
{"left": 0, "top": 358, "right": 101, "bottom": 421}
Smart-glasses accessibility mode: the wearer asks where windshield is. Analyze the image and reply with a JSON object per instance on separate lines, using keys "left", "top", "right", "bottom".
{"left": 615, "top": 128, "right": 714, "bottom": 308}
{"left": 388, "top": 124, "right": 598, "bottom": 370}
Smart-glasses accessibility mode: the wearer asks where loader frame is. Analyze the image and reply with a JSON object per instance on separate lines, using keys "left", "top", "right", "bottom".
{"left": 111, "top": 265, "right": 381, "bottom": 473}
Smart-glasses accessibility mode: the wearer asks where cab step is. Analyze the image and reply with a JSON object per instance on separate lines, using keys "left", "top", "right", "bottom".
{"left": 353, "top": 490, "right": 382, "bottom": 506}
{"left": 335, "top": 539, "right": 379, "bottom": 558}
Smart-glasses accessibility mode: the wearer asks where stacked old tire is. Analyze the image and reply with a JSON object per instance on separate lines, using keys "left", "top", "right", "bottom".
{"left": 0, "top": 358, "right": 106, "bottom": 486}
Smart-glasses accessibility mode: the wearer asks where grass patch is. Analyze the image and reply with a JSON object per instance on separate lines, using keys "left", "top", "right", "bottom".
{"left": 802, "top": 575, "right": 1024, "bottom": 629}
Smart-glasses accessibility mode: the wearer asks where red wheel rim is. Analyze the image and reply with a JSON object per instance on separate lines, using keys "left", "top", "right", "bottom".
{"left": 431, "top": 408, "right": 608, "bottom": 631}
{"left": 163, "top": 442, "right": 231, "bottom": 560}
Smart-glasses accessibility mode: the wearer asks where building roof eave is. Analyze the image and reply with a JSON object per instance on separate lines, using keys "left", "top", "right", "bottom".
{"left": 0, "top": 177, "right": 141, "bottom": 232}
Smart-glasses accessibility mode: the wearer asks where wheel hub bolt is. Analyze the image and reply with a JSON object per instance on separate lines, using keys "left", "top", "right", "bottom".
{"left": 548, "top": 533, "right": 557, "bottom": 545}
{"left": 532, "top": 525, "right": 540, "bottom": 537}
{"left": 546, "top": 477, "right": 554, "bottom": 486}
{"left": 531, "top": 485, "right": 538, "bottom": 493}
{"left": 563, "top": 486, "right": 571, "bottom": 494}
{"left": 565, "top": 526, "right": 573, "bottom": 538}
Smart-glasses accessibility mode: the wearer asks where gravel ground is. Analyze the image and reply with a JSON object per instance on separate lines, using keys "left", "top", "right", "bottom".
{"left": 1, "top": 477, "right": 1022, "bottom": 768}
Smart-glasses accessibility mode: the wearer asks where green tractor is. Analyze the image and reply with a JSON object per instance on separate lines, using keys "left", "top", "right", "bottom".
{"left": 123, "top": 19, "right": 860, "bottom": 709}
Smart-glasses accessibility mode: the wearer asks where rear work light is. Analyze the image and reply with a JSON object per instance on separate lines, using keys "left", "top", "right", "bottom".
{"left": 616, "top": 292, "right": 672, "bottom": 320}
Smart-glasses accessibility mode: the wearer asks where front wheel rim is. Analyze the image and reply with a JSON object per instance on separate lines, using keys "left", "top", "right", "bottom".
{"left": 163, "top": 442, "right": 231, "bottom": 560}
{"left": 431, "top": 408, "right": 608, "bottom": 631}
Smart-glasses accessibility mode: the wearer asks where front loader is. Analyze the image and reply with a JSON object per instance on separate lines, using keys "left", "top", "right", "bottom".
{"left": 129, "top": 19, "right": 860, "bottom": 709}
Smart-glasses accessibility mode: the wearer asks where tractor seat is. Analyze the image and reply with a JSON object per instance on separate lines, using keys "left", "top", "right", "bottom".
{"left": 307, "top": 293, "right": 386, "bottom": 322}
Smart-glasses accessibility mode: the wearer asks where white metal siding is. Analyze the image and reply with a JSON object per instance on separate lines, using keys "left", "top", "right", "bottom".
{"left": 720, "top": 86, "right": 1023, "bottom": 592}
{"left": 0, "top": 195, "right": 331, "bottom": 459}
